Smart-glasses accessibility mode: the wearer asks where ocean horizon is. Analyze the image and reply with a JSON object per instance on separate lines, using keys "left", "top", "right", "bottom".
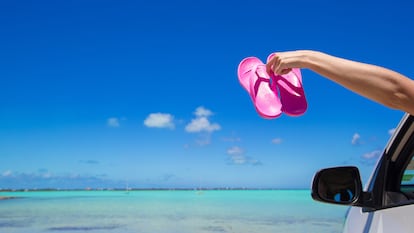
{"left": 0, "top": 187, "right": 314, "bottom": 192}
{"left": 0, "top": 189, "right": 348, "bottom": 233}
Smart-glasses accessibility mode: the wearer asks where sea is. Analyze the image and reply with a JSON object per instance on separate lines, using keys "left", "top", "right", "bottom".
{"left": 0, "top": 190, "right": 349, "bottom": 233}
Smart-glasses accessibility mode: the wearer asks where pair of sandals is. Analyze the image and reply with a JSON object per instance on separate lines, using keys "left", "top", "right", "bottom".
{"left": 237, "top": 53, "right": 307, "bottom": 119}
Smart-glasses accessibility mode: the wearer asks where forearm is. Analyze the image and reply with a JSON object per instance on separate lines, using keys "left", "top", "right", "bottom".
{"left": 303, "top": 51, "right": 414, "bottom": 114}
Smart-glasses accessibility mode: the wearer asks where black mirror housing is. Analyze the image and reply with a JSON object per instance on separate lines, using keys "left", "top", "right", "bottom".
{"left": 312, "top": 166, "right": 363, "bottom": 206}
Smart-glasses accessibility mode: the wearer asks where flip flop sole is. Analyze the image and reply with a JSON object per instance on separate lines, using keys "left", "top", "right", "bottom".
{"left": 267, "top": 53, "right": 308, "bottom": 116}
{"left": 237, "top": 57, "right": 263, "bottom": 93}
{"left": 250, "top": 65, "right": 282, "bottom": 119}
{"left": 238, "top": 57, "right": 282, "bottom": 119}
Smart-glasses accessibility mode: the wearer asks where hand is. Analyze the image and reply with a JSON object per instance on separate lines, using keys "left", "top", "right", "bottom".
{"left": 266, "top": 51, "right": 308, "bottom": 75}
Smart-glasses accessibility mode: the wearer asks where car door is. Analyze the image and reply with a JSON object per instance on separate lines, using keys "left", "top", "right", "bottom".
{"left": 343, "top": 114, "right": 414, "bottom": 233}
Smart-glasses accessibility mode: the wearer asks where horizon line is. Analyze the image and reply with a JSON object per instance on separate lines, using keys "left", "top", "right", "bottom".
{"left": 0, "top": 187, "right": 310, "bottom": 192}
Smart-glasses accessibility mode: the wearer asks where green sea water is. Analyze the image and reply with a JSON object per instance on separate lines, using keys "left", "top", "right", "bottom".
{"left": 0, "top": 190, "right": 348, "bottom": 233}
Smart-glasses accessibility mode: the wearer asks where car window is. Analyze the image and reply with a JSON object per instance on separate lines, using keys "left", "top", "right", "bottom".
{"left": 400, "top": 151, "right": 414, "bottom": 197}
{"left": 401, "top": 157, "right": 414, "bottom": 186}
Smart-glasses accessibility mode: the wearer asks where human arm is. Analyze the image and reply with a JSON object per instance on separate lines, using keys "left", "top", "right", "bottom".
{"left": 266, "top": 50, "right": 414, "bottom": 115}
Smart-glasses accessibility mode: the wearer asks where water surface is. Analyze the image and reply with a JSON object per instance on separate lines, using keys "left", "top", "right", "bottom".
{"left": 0, "top": 190, "right": 348, "bottom": 233}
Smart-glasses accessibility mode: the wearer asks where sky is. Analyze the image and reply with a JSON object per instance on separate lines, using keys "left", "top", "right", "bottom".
{"left": 0, "top": 0, "right": 413, "bottom": 190}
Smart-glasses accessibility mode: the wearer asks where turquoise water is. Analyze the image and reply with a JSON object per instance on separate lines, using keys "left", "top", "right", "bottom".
{"left": 0, "top": 190, "right": 348, "bottom": 233}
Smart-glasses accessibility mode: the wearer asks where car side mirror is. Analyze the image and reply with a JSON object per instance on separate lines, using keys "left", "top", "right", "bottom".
{"left": 312, "top": 166, "right": 363, "bottom": 205}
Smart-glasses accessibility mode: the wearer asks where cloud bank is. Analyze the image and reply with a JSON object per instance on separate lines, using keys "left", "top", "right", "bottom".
{"left": 226, "top": 146, "right": 261, "bottom": 166}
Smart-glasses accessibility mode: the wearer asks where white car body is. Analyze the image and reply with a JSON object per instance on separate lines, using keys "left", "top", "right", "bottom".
{"left": 343, "top": 205, "right": 413, "bottom": 233}
{"left": 312, "top": 114, "right": 414, "bottom": 233}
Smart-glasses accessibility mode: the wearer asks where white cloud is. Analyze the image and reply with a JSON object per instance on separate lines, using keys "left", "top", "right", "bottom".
{"left": 2, "top": 170, "right": 12, "bottom": 177}
{"left": 362, "top": 150, "right": 382, "bottom": 160}
{"left": 227, "top": 146, "right": 246, "bottom": 164}
{"left": 144, "top": 113, "right": 175, "bottom": 129}
{"left": 185, "top": 106, "right": 220, "bottom": 133}
{"left": 183, "top": 107, "right": 221, "bottom": 146}
{"left": 185, "top": 117, "right": 220, "bottom": 133}
{"left": 194, "top": 106, "right": 213, "bottom": 117}
{"left": 388, "top": 128, "right": 396, "bottom": 136}
{"left": 230, "top": 154, "right": 247, "bottom": 164}
{"left": 226, "top": 146, "right": 261, "bottom": 166}
{"left": 271, "top": 138, "right": 282, "bottom": 144}
{"left": 227, "top": 146, "right": 243, "bottom": 155}
{"left": 351, "top": 133, "right": 361, "bottom": 145}
{"left": 107, "top": 117, "right": 120, "bottom": 127}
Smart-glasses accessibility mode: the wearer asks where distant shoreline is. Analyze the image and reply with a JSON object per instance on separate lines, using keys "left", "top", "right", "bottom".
{"left": 0, "top": 188, "right": 309, "bottom": 192}
{"left": 0, "top": 196, "right": 16, "bottom": 200}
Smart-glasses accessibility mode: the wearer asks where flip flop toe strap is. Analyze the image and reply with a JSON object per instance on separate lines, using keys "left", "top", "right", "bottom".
{"left": 252, "top": 65, "right": 271, "bottom": 97}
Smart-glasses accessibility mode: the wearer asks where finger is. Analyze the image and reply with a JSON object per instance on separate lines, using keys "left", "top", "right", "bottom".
{"left": 269, "top": 57, "right": 282, "bottom": 74}
{"left": 265, "top": 62, "right": 273, "bottom": 74}
{"left": 281, "top": 68, "right": 292, "bottom": 75}
{"left": 274, "top": 62, "right": 284, "bottom": 75}
{"left": 266, "top": 60, "right": 278, "bottom": 75}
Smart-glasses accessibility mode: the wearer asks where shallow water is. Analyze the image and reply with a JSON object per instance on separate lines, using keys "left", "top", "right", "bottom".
{"left": 0, "top": 190, "right": 348, "bottom": 233}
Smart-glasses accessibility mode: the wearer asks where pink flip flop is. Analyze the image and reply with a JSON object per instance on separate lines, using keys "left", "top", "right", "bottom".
{"left": 267, "top": 53, "right": 307, "bottom": 116}
{"left": 238, "top": 57, "right": 282, "bottom": 119}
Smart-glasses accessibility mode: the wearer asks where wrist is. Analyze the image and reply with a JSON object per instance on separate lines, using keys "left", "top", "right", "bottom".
{"left": 299, "top": 50, "right": 324, "bottom": 70}
{"left": 292, "top": 50, "right": 318, "bottom": 69}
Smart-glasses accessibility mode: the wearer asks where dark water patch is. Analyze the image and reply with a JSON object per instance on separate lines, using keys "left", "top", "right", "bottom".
{"left": 258, "top": 217, "right": 301, "bottom": 225}
{"left": 0, "top": 196, "right": 23, "bottom": 201}
{"left": 47, "top": 225, "right": 120, "bottom": 231}
{"left": 253, "top": 216, "right": 343, "bottom": 227}
{"left": 34, "top": 196, "right": 99, "bottom": 202}
{"left": 0, "top": 220, "right": 31, "bottom": 228}
{"left": 166, "top": 214, "right": 186, "bottom": 221}
{"left": 202, "top": 225, "right": 229, "bottom": 232}
{"left": 311, "top": 221, "right": 334, "bottom": 227}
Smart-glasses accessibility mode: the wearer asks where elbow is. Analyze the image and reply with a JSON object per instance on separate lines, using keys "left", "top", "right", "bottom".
{"left": 375, "top": 70, "right": 414, "bottom": 114}
{"left": 383, "top": 91, "right": 414, "bottom": 114}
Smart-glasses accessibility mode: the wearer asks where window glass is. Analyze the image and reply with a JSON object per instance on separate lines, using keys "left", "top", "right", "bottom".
{"left": 401, "top": 157, "right": 414, "bottom": 185}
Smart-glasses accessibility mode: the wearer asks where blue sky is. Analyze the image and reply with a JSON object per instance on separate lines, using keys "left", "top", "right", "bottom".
{"left": 0, "top": 0, "right": 412, "bottom": 189}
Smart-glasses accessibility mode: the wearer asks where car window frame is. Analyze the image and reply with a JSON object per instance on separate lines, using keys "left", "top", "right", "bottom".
{"left": 363, "top": 114, "right": 414, "bottom": 212}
